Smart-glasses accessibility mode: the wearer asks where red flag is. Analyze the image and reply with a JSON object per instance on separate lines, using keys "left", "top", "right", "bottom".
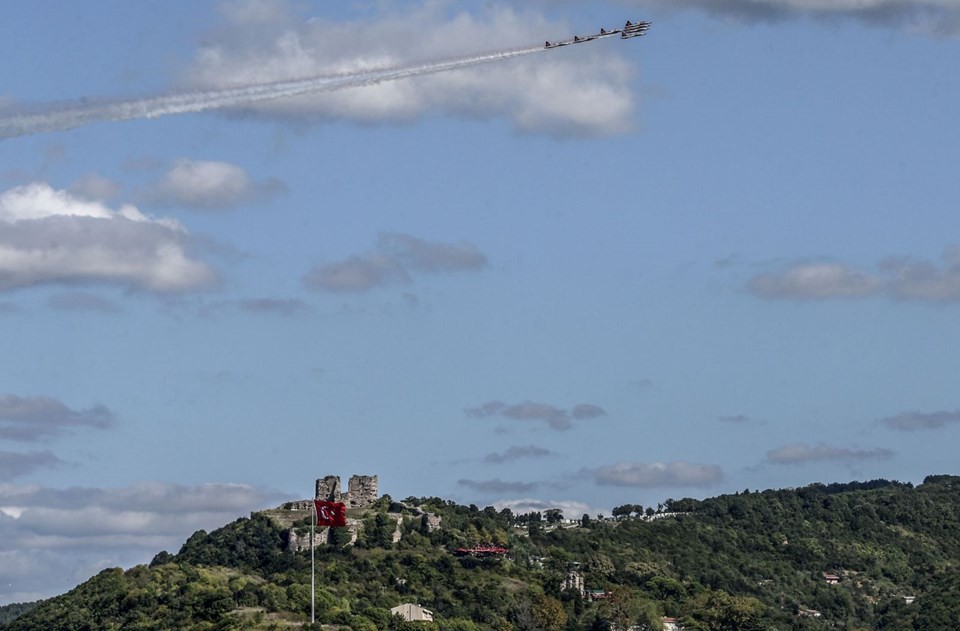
{"left": 314, "top": 500, "right": 347, "bottom": 527}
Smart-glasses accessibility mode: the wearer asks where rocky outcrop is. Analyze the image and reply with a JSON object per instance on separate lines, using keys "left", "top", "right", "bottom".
{"left": 344, "top": 519, "right": 360, "bottom": 545}
{"left": 286, "top": 527, "right": 329, "bottom": 552}
{"left": 422, "top": 513, "right": 442, "bottom": 532}
{"left": 391, "top": 514, "right": 404, "bottom": 543}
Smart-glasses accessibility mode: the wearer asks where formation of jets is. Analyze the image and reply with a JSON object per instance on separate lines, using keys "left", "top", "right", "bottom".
{"left": 545, "top": 20, "right": 650, "bottom": 49}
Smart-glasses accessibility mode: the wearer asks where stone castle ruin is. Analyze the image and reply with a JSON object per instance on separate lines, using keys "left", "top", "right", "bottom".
{"left": 270, "top": 474, "right": 378, "bottom": 552}
{"left": 315, "top": 474, "right": 379, "bottom": 507}
{"left": 267, "top": 473, "right": 439, "bottom": 552}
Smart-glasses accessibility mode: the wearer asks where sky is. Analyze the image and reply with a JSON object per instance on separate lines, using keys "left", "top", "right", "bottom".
{"left": 1, "top": 0, "right": 960, "bottom": 603}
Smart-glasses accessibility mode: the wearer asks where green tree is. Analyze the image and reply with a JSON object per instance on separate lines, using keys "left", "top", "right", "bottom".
{"left": 531, "top": 595, "right": 567, "bottom": 631}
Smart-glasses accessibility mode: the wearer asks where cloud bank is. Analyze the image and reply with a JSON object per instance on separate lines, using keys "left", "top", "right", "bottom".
{"left": 0, "top": 481, "right": 286, "bottom": 601}
{"left": 184, "top": 2, "right": 635, "bottom": 136}
{"left": 143, "top": 159, "right": 285, "bottom": 211}
{"left": 0, "top": 183, "right": 217, "bottom": 293}
{"left": 748, "top": 248, "right": 960, "bottom": 303}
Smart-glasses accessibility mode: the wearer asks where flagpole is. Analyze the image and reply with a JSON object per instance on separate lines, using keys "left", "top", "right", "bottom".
{"left": 311, "top": 501, "right": 315, "bottom": 624}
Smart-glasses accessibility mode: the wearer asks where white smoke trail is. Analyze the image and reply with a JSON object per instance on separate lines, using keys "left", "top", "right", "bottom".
{"left": 0, "top": 45, "right": 546, "bottom": 140}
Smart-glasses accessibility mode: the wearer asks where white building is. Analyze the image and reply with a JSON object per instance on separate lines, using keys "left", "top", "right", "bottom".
{"left": 391, "top": 603, "right": 434, "bottom": 622}
{"left": 560, "top": 570, "right": 585, "bottom": 597}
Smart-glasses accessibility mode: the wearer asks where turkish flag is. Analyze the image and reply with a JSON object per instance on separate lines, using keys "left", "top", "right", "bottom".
{"left": 314, "top": 500, "right": 347, "bottom": 527}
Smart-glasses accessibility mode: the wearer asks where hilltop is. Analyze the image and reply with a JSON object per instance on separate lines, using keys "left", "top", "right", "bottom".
{"left": 3, "top": 475, "right": 960, "bottom": 630}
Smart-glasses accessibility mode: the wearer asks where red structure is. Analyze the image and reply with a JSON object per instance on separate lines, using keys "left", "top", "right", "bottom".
{"left": 453, "top": 545, "right": 509, "bottom": 557}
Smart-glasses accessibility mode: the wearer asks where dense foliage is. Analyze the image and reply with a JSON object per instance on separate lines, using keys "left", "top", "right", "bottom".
{"left": 4, "top": 475, "right": 960, "bottom": 630}
{"left": 0, "top": 603, "right": 39, "bottom": 626}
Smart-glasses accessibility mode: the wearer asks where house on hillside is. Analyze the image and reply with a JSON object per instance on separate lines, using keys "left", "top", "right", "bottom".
{"left": 391, "top": 603, "right": 434, "bottom": 622}
{"left": 586, "top": 589, "right": 610, "bottom": 601}
{"left": 662, "top": 616, "right": 681, "bottom": 630}
{"left": 822, "top": 572, "right": 840, "bottom": 584}
{"left": 798, "top": 608, "right": 822, "bottom": 618}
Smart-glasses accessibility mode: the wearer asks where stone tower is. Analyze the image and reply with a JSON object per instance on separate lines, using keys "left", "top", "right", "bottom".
{"left": 347, "top": 475, "right": 378, "bottom": 508}
{"left": 315, "top": 475, "right": 342, "bottom": 502}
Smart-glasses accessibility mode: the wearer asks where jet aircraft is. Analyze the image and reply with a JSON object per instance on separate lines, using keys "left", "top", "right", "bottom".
{"left": 545, "top": 19, "right": 650, "bottom": 49}
{"left": 621, "top": 20, "right": 651, "bottom": 39}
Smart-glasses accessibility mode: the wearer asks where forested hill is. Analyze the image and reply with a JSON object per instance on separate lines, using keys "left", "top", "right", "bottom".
{"left": 4, "top": 476, "right": 960, "bottom": 630}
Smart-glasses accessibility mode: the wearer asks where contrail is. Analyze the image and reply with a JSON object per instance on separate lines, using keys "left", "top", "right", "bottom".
{"left": 0, "top": 45, "right": 545, "bottom": 141}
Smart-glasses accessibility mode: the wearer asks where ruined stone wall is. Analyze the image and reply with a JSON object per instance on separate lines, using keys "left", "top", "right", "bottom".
{"left": 286, "top": 527, "right": 329, "bottom": 552}
{"left": 346, "top": 475, "right": 378, "bottom": 508}
{"left": 315, "top": 475, "right": 342, "bottom": 501}
{"left": 313, "top": 474, "right": 377, "bottom": 506}
{"left": 274, "top": 474, "right": 380, "bottom": 552}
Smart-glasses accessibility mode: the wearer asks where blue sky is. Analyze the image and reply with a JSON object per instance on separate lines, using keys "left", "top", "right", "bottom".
{"left": 2, "top": 0, "right": 960, "bottom": 602}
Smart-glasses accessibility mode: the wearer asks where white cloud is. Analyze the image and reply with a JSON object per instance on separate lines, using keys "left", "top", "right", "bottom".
{"left": 748, "top": 262, "right": 882, "bottom": 300}
{"left": 0, "top": 183, "right": 217, "bottom": 293}
{"left": 749, "top": 248, "right": 960, "bottom": 304}
{"left": 144, "top": 159, "right": 285, "bottom": 211}
{"left": 184, "top": 2, "right": 636, "bottom": 136}
{"left": 587, "top": 461, "right": 725, "bottom": 488}
{"left": 0, "top": 481, "right": 287, "bottom": 601}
